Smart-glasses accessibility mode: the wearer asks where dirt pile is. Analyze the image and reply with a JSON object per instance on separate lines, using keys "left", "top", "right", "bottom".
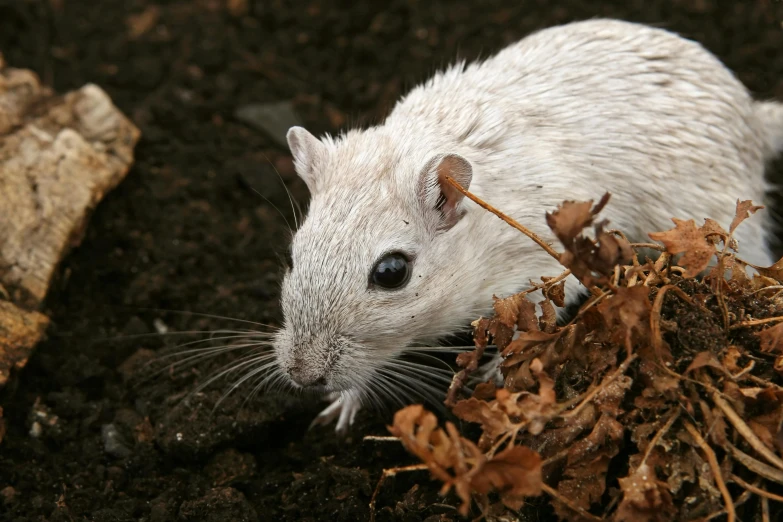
{"left": 384, "top": 192, "right": 783, "bottom": 521}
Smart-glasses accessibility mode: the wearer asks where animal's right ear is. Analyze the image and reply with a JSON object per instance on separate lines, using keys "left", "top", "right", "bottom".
{"left": 287, "top": 126, "right": 326, "bottom": 193}
{"left": 418, "top": 153, "right": 473, "bottom": 231}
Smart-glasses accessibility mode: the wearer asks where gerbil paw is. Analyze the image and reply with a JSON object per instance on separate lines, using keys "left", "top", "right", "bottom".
{"left": 476, "top": 352, "right": 504, "bottom": 386}
{"left": 309, "top": 391, "right": 362, "bottom": 435}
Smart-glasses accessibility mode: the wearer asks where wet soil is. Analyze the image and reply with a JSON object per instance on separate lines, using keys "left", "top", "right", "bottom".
{"left": 0, "top": 1, "right": 782, "bottom": 521}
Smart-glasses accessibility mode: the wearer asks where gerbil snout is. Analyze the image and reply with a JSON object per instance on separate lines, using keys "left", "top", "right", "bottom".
{"left": 287, "top": 352, "right": 329, "bottom": 388}
{"left": 276, "top": 331, "right": 348, "bottom": 391}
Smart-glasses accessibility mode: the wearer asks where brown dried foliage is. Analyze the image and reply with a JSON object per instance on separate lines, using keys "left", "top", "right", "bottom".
{"left": 383, "top": 195, "right": 783, "bottom": 520}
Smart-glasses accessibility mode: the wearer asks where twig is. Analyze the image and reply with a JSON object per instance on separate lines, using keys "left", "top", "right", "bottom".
{"left": 731, "top": 360, "right": 755, "bottom": 380}
{"left": 541, "top": 483, "right": 603, "bottom": 521}
{"left": 443, "top": 176, "right": 561, "bottom": 262}
{"left": 727, "top": 442, "right": 783, "bottom": 485}
{"left": 369, "top": 464, "right": 430, "bottom": 522}
{"left": 714, "top": 393, "right": 783, "bottom": 472}
{"left": 520, "top": 268, "right": 572, "bottom": 296}
{"left": 762, "top": 496, "right": 771, "bottom": 522}
{"left": 684, "top": 421, "right": 735, "bottom": 522}
{"left": 715, "top": 246, "right": 731, "bottom": 329}
{"left": 749, "top": 285, "right": 783, "bottom": 295}
{"left": 705, "top": 489, "right": 755, "bottom": 521}
{"left": 363, "top": 435, "right": 400, "bottom": 443}
{"left": 730, "top": 473, "right": 783, "bottom": 502}
{"left": 651, "top": 284, "right": 694, "bottom": 365}
{"left": 629, "top": 242, "right": 668, "bottom": 251}
{"left": 644, "top": 252, "right": 672, "bottom": 287}
{"left": 640, "top": 410, "right": 680, "bottom": 467}
{"left": 729, "top": 316, "right": 783, "bottom": 330}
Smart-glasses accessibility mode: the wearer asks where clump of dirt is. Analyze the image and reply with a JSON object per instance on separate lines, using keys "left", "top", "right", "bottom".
{"left": 386, "top": 194, "right": 783, "bottom": 520}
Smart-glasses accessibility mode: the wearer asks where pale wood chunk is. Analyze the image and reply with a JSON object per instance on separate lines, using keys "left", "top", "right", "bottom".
{"left": 0, "top": 53, "right": 141, "bottom": 308}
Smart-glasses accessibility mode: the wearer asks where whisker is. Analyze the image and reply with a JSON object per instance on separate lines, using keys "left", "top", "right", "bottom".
{"left": 155, "top": 334, "right": 273, "bottom": 357}
{"left": 110, "top": 306, "right": 278, "bottom": 329}
{"left": 373, "top": 372, "right": 418, "bottom": 409}
{"left": 152, "top": 342, "right": 274, "bottom": 374}
{"left": 384, "top": 358, "right": 455, "bottom": 374}
{"left": 407, "top": 345, "right": 480, "bottom": 352}
{"left": 395, "top": 351, "right": 457, "bottom": 373}
{"left": 186, "top": 353, "right": 275, "bottom": 401}
{"left": 248, "top": 185, "right": 294, "bottom": 234}
{"left": 263, "top": 152, "right": 303, "bottom": 230}
{"left": 214, "top": 359, "right": 281, "bottom": 411}
{"left": 381, "top": 361, "right": 455, "bottom": 385}
{"left": 376, "top": 368, "right": 447, "bottom": 411}
{"left": 90, "top": 328, "right": 269, "bottom": 344}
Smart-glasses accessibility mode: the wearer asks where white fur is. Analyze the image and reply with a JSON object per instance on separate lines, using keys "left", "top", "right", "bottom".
{"left": 275, "top": 19, "right": 783, "bottom": 432}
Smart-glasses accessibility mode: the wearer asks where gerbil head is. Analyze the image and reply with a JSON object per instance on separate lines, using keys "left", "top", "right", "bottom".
{"left": 274, "top": 125, "right": 475, "bottom": 403}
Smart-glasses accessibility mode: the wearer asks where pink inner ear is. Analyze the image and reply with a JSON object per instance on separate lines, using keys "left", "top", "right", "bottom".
{"left": 436, "top": 155, "right": 469, "bottom": 214}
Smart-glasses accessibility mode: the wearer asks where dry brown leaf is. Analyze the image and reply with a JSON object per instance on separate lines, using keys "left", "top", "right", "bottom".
{"left": 748, "top": 256, "right": 783, "bottom": 282}
{"left": 701, "top": 218, "right": 730, "bottom": 243}
{"left": 728, "top": 256, "right": 751, "bottom": 285}
{"left": 556, "top": 414, "right": 624, "bottom": 515}
{"left": 539, "top": 298, "right": 558, "bottom": 333}
{"left": 470, "top": 445, "right": 542, "bottom": 511}
{"left": 545, "top": 193, "right": 631, "bottom": 286}
{"left": 757, "top": 322, "right": 783, "bottom": 353}
{"left": 615, "top": 463, "right": 675, "bottom": 522}
{"left": 516, "top": 296, "right": 539, "bottom": 332}
{"left": 729, "top": 199, "right": 764, "bottom": 234}
{"left": 388, "top": 405, "right": 542, "bottom": 516}
{"left": 684, "top": 351, "right": 728, "bottom": 375}
{"left": 493, "top": 293, "right": 528, "bottom": 329}
{"left": 501, "top": 331, "right": 558, "bottom": 357}
{"left": 452, "top": 398, "right": 514, "bottom": 444}
{"left": 597, "top": 286, "right": 651, "bottom": 350}
{"left": 648, "top": 218, "right": 715, "bottom": 277}
{"left": 542, "top": 277, "right": 567, "bottom": 307}
{"left": 545, "top": 199, "right": 599, "bottom": 245}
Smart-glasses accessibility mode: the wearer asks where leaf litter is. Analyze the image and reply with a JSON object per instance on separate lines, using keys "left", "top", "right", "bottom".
{"left": 370, "top": 183, "right": 783, "bottom": 521}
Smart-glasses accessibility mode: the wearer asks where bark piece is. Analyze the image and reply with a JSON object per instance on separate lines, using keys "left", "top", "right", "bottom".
{"left": 0, "top": 299, "right": 49, "bottom": 387}
{"left": 0, "top": 52, "right": 140, "bottom": 308}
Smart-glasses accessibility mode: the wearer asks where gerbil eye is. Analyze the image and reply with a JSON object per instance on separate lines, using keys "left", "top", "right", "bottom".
{"left": 284, "top": 247, "right": 293, "bottom": 269}
{"left": 371, "top": 252, "right": 411, "bottom": 290}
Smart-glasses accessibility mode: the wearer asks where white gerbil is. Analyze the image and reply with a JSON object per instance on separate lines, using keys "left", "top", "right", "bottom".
{"left": 274, "top": 19, "right": 783, "bottom": 432}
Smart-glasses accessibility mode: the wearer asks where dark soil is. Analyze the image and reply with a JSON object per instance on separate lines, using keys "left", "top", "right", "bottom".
{"left": 1, "top": 1, "right": 782, "bottom": 521}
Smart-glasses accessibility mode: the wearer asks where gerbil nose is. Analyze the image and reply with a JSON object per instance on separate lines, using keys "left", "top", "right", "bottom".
{"left": 287, "top": 360, "right": 328, "bottom": 387}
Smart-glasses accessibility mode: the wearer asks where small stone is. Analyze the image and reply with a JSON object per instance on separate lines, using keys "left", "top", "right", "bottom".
{"left": 234, "top": 101, "right": 302, "bottom": 149}
{"left": 102, "top": 423, "right": 133, "bottom": 458}
{"left": 29, "top": 421, "right": 42, "bottom": 438}
{"left": 153, "top": 318, "right": 169, "bottom": 334}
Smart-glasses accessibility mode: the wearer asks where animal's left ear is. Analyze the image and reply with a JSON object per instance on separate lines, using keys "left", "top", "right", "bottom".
{"left": 418, "top": 153, "right": 473, "bottom": 230}
{"left": 287, "top": 126, "right": 327, "bottom": 194}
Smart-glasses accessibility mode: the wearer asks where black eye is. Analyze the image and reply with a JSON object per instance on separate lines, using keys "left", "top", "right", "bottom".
{"left": 284, "top": 247, "right": 293, "bottom": 269}
{"left": 371, "top": 253, "right": 411, "bottom": 289}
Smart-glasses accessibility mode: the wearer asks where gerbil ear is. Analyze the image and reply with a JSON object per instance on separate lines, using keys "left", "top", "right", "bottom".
{"left": 418, "top": 153, "right": 473, "bottom": 230}
{"left": 287, "top": 126, "right": 326, "bottom": 193}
